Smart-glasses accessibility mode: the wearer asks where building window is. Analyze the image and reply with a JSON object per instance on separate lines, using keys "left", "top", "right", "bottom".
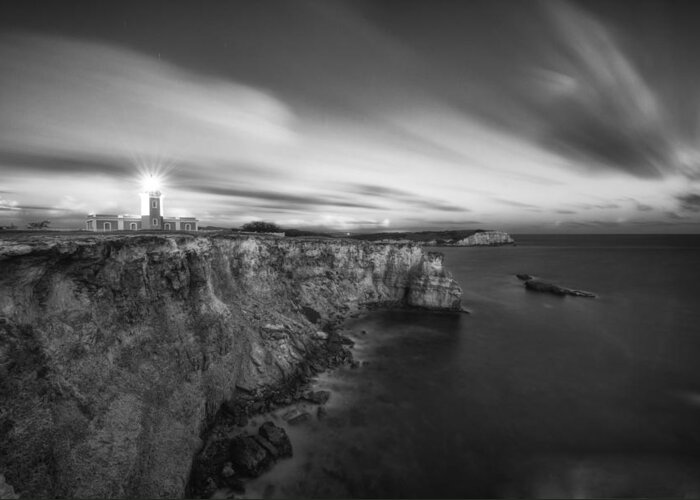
{"left": 153, "top": 218, "right": 158, "bottom": 226}
{"left": 152, "top": 200, "right": 158, "bottom": 208}
{"left": 87, "top": 220, "right": 93, "bottom": 229}
{"left": 104, "top": 222, "right": 111, "bottom": 231}
{"left": 130, "top": 222, "right": 137, "bottom": 230}
{"left": 164, "top": 223, "right": 170, "bottom": 230}
{"left": 184, "top": 223, "right": 191, "bottom": 230}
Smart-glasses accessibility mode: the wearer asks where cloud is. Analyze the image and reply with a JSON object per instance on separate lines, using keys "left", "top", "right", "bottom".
{"left": 494, "top": 198, "right": 540, "bottom": 209}
{"left": 0, "top": 196, "right": 19, "bottom": 211}
{"left": 1, "top": 9, "right": 697, "bottom": 233}
{"left": 533, "top": 1, "right": 674, "bottom": 177}
{"left": 191, "top": 185, "right": 381, "bottom": 211}
{"left": 0, "top": 33, "right": 295, "bottom": 172}
{"left": 575, "top": 202, "right": 621, "bottom": 210}
{"left": 595, "top": 203, "right": 621, "bottom": 210}
{"left": 278, "top": 215, "right": 391, "bottom": 231}
{"left": 0, "top": 149, "right": 132, "bottom": 176}
{"left": 666, "top": 211, "right": 686, "bottom": 220}
{"left": 556, "top": 209, "right": 577, "bottom": 214}
{"left": 350, "top": 183, "right": 468, "bottom": 212}
{"left": 677, "top": 193, "right": 700, "bottom": 212}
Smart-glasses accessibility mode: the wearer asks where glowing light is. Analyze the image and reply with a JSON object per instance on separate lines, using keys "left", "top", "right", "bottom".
{"left": 140, "top": 173, "right": 162, "bottom": 193}
{"left": 133, "top": 153, "right": 172, "bottom": 194}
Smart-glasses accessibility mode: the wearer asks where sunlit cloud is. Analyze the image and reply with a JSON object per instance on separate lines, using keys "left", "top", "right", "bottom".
{"left": 0, "top": 33, "right": 296, "bottom": 169}
{"left": 1, "top": 1, "right": 700, "bottom": 233}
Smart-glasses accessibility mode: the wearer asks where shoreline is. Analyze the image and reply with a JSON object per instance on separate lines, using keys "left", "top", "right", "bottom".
{"left": 187, "top": 304, "right": 464, "bottom": 499}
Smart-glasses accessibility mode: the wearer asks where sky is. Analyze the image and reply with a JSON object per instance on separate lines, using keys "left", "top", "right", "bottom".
{"left": 1, "top": 0, "right": 700, "bottom": 233}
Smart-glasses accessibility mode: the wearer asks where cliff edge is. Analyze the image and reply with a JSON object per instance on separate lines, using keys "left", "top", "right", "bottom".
{"left": 0, "top": 232, "right": 461, "bottom": 498}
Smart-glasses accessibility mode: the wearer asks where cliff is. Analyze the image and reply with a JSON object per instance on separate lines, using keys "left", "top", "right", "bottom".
{"left": 351, "top": 230, "right": 515, "bottom": 247}
{"left": 452, "top": 230, "right": 514, "bottom": 246}
{"left": 0, "top": 232, "right": 461, "bottom": 498}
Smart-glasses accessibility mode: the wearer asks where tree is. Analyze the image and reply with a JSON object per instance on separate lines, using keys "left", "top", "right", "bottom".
{"left": 240, "top": 221, "right": 281, "bottom": 233}
{"left": 27, "top": 220, "right": 50, "bottom": 230}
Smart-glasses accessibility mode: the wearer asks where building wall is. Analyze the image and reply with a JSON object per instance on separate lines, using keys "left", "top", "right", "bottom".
{"left": 124, "top": 219, "right": 141, "bottom": 231}
{"left": 86, "top": 216, "right": 119, "bottom": 232}
{"left": 142, "top": 215, "right": 163, "bottom": 230}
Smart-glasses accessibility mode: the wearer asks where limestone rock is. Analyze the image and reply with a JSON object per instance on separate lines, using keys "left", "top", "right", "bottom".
{"left": 229, "top": 435, "right": 272, "bottom": 477}
{"left": 407, "top": 252, "right": 462, "bottom": 310}
{"left": 258, "top": 421, "right": 292, "bottom": 458}
{"left": 454, "top": 231, "right": 514, "bottom": 246}
{"left": 303, "top": 390, "right": 331, "bottom": 404}
{"left": 0, "top": 232, "right": 463, "bottom": 497}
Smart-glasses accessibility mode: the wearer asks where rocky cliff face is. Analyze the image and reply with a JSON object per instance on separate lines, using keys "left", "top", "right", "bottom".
{"left": 0, "top": 233, "right": 461, "bottom": 498}
{"left": 454, "top": 230, "right": 514, "bottom": 246}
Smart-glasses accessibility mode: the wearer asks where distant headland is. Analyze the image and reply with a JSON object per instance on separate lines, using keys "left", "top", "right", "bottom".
{"left": 348, "top": 229, "right": 515, "bottom": 246}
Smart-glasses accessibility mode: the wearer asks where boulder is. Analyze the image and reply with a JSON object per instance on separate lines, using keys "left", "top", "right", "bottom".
{"left": 258, "top": 421, "right": 292, "bottom": 458}
{"left": 202, "top": 477, "right": 218, "bottom": 498}
{"left": 313, "top": 330, "right": 329, "bottom": 340}
{"left": 303, "top": 390, "right": 331, "bottom": 405}
{"left": 252, "top": 434, "right": 280, "bottom": 458}
{"left": 229, "top": 435, "right": 273, "bottom": 477}
{"left": 282, "top": 408, "right": 311, "bottom": 425}
{"left": 221, "top": 462, "right": 235, "bottom": 478}
{"left": 220, "top": 475, "right": 246, "bottom": 494}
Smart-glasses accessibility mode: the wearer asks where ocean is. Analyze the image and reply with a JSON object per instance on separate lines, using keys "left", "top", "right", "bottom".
{"left": 241, "top": 234, "right": 700, "bottom": 498}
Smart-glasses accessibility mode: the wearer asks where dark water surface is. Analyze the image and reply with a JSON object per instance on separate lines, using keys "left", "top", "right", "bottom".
{"left": 243, "top": 234, "right": 700, "bottom": 498}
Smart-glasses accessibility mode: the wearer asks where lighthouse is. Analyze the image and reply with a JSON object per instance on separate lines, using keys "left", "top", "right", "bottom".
{"left": 140, "top": 190, "right": 164, "bottom": 229}
{"left": 85, "top": 176, "right": 198, "bottom": 232}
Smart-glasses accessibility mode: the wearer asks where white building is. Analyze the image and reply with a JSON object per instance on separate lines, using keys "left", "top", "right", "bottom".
{"left": 86, "top": 189, "right": 198, "bottom": 232}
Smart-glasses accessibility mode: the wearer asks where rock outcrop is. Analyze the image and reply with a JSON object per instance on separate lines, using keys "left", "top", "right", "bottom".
{"left": 407, "top": 252, "right": 462, "bottom": 310}
{"left": 0, "top": 232, "right": 462, "bottom": 498}
{"left": 517, "top": 274, "right": 596, "bottom": 298}
{"left": 453, "top": 231, "right": 514, "bottom": 246}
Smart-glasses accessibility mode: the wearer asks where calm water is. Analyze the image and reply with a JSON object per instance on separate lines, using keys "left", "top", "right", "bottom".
{"left": 243, "top": 234, "right": 700, "bottom": 498}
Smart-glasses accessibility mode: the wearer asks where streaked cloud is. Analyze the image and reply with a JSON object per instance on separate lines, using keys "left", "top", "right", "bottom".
{"left": 534, "top": 1, "right": 673, "bottom": 177}
{"left": 0, "top": 33, "right": 295, "bottom": 169}
{"left": 678, "top": 193, "right": 700, "bottom": 212}
{"left": 1, "top": 2, "right": 700, "bottom": 233}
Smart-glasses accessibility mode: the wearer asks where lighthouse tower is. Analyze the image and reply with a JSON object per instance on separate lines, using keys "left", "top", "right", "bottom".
{"left": 140, "top": 190, "right": 164, "bottom": 230}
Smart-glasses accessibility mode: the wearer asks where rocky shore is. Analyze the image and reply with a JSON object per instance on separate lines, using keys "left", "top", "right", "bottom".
{"left": 0, "top": 231, "right": 462, "bottom": 498}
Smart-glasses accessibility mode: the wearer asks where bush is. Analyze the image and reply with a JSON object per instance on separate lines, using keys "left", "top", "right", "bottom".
{"left": 240, "top": 221, "right": 281, "bottom": 233}
{"left": 27, "top": 220, "right": 50, "bottom": 230}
